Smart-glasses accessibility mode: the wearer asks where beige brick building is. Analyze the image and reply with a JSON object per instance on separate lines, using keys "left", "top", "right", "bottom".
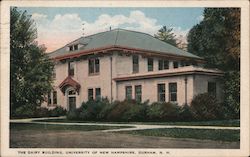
{"left": 45, "top": 29, "right": 223, "bottom": 111}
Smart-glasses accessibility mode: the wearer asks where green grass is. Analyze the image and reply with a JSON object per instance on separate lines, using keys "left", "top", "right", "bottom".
{"left": 34, "top": 119, "right": 240, "bottom": 127}
{"left": 10, "top": 123, "right": 133, "bottom": 131}
{"left": 117, "top": 128, "right": 240, "bottom": 142}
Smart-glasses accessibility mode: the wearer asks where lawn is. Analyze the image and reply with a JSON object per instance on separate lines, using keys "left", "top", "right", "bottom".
{"left": 116, "top": 128, "right": 240, "bottom": 142}
{"left": 10, "top": 123, "right": 133, "bottom": 131}
{"left": 34, "top": 119, "right": 240, "bottom": 127}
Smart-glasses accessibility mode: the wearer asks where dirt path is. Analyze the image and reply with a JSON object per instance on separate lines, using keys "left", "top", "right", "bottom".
{"left": 10, "top": 129, "right": 240, "bottom": 148}
{"left": 10, "top": 117, "right": 240, "bottom": 132}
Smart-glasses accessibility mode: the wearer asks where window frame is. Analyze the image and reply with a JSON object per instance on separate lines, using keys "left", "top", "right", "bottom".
{"left": 74, "top": 44, "right": 78, "bottom": 50}
{"left": 147, "top": 58, "right": 154, "bottom": 72}
{"left": 53, "top": 90, "right": 57, "bottom": 105}
{"left": 208, "top": 82, "right": 217, "bottom": 96}
{"left": 173, "top": 61, "right": 179, "bottom": 68}
{"left": 88, "top": 88, "right": 94, "bottom": 101}
{"left": 158, "top": 59, "right": 169, "bottom": 70}
{"left": 95, "top": 88, "right": 101, "bottom": 100}
{"left": 157, "top": 83, "right": 166, "bottom": 102}
{"left": 88, "top": 58, "right": 100, "bottom": 75}
{"left": 169, "top": 82, "right": 177, "bottom": 102}
{"left": 132, "top": 55, "right": 139, "bottom": 73}
{"left": 135, "top": 85, "right": 142, "bottom": 102}
{"left": 48, "top": 92, "right": 52, "bottom": 106}
{"left": 125, "top": 86, "right": 132, "bottom": 100}
{"left": 68, "top": 61, "right": 75, "bottom": 76}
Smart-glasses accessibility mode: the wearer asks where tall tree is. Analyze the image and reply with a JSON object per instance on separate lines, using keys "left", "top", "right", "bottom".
{"left": 187, "top": 8, "right": 240, "bottom": 71}
{"left": 10, "top": 7, "right": 54, "bottom": 117}
{"left": 155, "top": 26, "right": 178, "bottom": 47}
{"left": 187, "top": 8, "right": 240, "bottom": 118}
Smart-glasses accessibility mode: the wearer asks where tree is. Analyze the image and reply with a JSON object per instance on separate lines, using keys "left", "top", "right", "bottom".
{"left": 187, "top": 8, "right": 240, "bottom": 119}
{"left": 10, "top": 7, "right": 54, "bottom": 118}
{"left": 155, "top": 26, "right": 178, "bottom": 47}
{"left": 187, "top": 8, "right": 240, "bottom": 71}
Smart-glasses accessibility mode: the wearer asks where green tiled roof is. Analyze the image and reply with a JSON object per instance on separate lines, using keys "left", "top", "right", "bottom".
{"left": 48, "top": 28, "right": 201, "bottom": 59}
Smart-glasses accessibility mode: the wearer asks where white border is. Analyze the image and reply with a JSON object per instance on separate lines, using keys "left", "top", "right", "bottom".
{"left": 1, "top": 1, "right": 249, "bottom": 157}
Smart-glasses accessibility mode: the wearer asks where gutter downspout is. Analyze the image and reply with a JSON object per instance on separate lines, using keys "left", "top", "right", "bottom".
{"left": 184, "top": 76, "right": 188, "bottom": 105}
{"left": 110, "top": 56, "right": 113, "bottom": 102}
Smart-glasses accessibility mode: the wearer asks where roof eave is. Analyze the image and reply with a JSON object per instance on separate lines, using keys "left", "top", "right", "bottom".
{"left": 51, "top": 45, "right": 205, "bottom": 63}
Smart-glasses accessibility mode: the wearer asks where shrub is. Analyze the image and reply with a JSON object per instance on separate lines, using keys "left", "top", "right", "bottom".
{"left": 190, "top": 93, "right": 222, "bottom": 120}
{"left": 14, "top": 105, "right": 37, "bottom": 118}
{"left": 77, "top": 98, "right": 110, "bottom": 121}
{"left": 107, "top": 99, "right": 136, "bottom": 121}
{"left": 67, "top": 109, "right": 79, "bottom": 120}
{"left": 98, "top": 102, "right": 116, "bottom": 121}
{"left": 50, "top": 106, "right": 67, "bottom": 117}
{"left": 147, "top": 102, "right": 180, "bottom": 121}
{"left": 179, "top": 104, "right": 194, "bottom": 121}
{"left": 122, "top": 102, "right": 148, "bottom": 121}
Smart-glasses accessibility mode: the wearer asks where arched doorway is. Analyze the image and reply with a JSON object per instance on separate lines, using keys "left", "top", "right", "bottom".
{"left": 66, "top": 88, "right": 76, "bottom": 111}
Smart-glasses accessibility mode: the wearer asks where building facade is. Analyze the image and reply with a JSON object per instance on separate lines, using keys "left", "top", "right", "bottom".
{"left": 44, "top": 29, "right": 223, "bottom": 111}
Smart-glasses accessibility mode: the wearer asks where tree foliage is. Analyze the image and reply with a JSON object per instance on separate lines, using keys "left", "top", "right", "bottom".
{"left": 187, "top": 8, "right": 240, "bottom": 119}
{"left": 155, "top": 26, "right": 178, "bottom": 47}
{"left": 10, "top": 7, "right": 54, "bottom": 117}
{"left": 187, "top": 8, "right": 240, "bottom": 71}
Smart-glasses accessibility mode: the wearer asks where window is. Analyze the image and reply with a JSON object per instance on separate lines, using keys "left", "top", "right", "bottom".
{"left": 74, "top": 44, "right": 78, "bottom": 50}
{"left": 69, "top": 46, "right": 73, "bottom": 51}
{"left": 53, "top": 91, "right": 57, "bottom": 105}
{"left": 68, "top": 61, "right": 75, "bottom": 76}
{"left": 158, "top": 60, "right": 169, "bottom": 70}
{"left": 89, "top": 58, "right": 100, "bottom": 74}
{"left": 135, "top": 85, "right": 142, "bottom": 102}
{"left": 125, "top": 86, "right": 132, "bottom": 100}
{"left": 208, "top": 82, "right": 216, "bottom": 96}
{"left": 132, "top": 55, "right": 139, "bottom": 73}
{"left": 48, "top": 92, "right": 52, "bottom": 106}
{"left": 169, "top": 83, "right": 177, "bottom": 102}
{"left": 95, "top": 88, "right": 101, "bottom": 100}
{"left": 148, "top": 58, "right": 154, "bottom": 71}
{"left": 173, "top": 61, "right": 179, "bottom": 68}
{"left": 157, "top": 84, "right": 165, "bottom": 102}
{"left": 180, "top": 61, "right": 185, "bottom": 67}
{"left": 68, "top": 89, "right": 76, "bottom": 95}
{"left": 88, "top": 88, "right": 94, "bottom": 101}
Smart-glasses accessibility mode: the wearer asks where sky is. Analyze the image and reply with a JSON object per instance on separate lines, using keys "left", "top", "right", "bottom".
{"left": 20, "top": 7, "right": 204, "bottom": 52}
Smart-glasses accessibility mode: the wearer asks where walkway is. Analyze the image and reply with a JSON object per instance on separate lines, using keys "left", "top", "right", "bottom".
{"left": 10, "top": 117, "right": 240, "bottom": 132}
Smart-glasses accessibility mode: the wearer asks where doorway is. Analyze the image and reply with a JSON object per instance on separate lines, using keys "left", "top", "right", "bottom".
{"left": 67, "top": 88, "right": 76, "bottom": 111}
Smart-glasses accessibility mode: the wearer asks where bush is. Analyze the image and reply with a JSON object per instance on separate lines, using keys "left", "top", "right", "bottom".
{"left": 67, "top": 109, "right": 79, "bottom": 120}
{"left": 13, "top": 105, "right": 66, "bottom": 118}
{"left": 77, "top": 98, "right": 110, "bottom": 121}
{"left": 190, "top": 93, "right": 222, "bottom": 120}
{"left": 122, "top": 102, "right": 148, "bottom": 121}
{"left": 106, "top": 100, "right": 135, "bottom": 121}
{"left": 147, "top": 102, "right": 180, "bottom": 121}
{"left": 14, "top": 105, "right": 37, "bottom": 118}
{"left": 179, "top": 104, "right": 194, "bottom": 121}
{"left": 50, "top": 106, "right": 67, "bottom": 117}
